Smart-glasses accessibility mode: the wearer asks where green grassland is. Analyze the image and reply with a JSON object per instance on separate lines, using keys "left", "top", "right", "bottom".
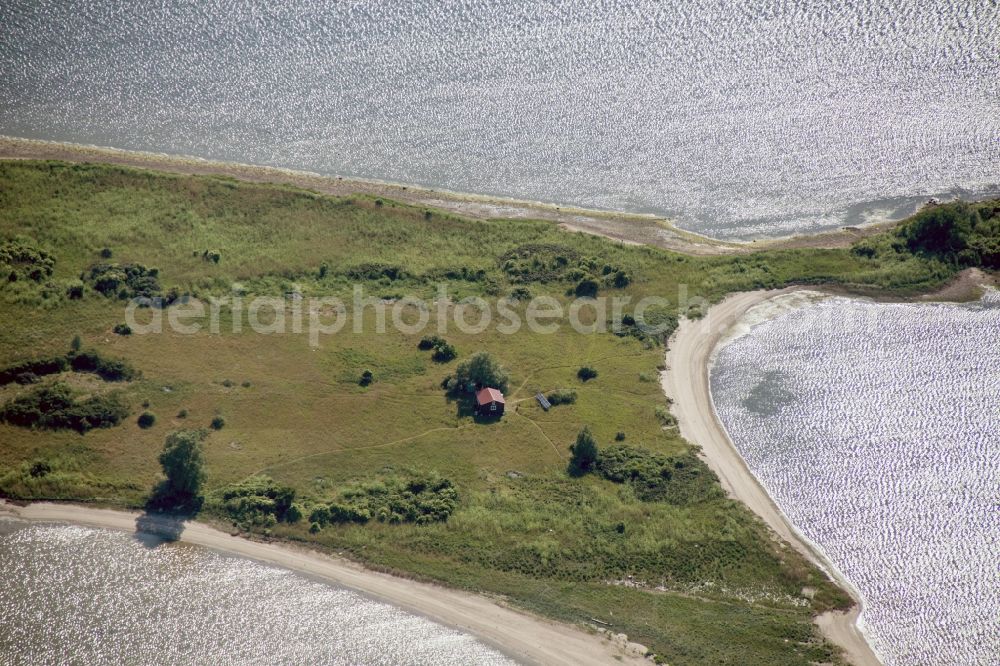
{"left": 0, "top": 160, "right": 990, "bottom": 664}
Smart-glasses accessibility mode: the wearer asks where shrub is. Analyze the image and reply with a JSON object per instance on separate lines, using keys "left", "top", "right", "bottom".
{"left": 577, "top": 366, "right": 598, "bottom": 381}
{"left": 318, "top": 262, "right": 329, "bottom": 278}
{"left": 99, "top": 247, "right": 113, "bottom": 259}
{"left": 359, "top": 369, "right": 374, "bottom": 386}
{"left": 451, "top": 351, "right": 509, "bottom": 393}
{"left": 15, "top": 372, "right": 39, "bottom": 385}
{"left": 546, "top": 388, "right": 577, "bottom": 405}
{"left": 575, "top": 278, "right": 599, "bottom": 298}
{"left": 66, "top": 283, "right": 84, "bottom": 299}
{"left": 615, "top": 431, "right": 626, "bottom": 441}
{"left": 655, "top": 405, "right": 678, "bottom": 428}
{"left": 612, "top": 270, "right": 631, "bottom": 288}
{"left": 113, "top": 323, "right": 132, "bottom": 336}
{"left": 85, "top": 263, "right": 161, "bottom": 299}
{"left": 210, "top": 416, "right": 225, "bottom": 430}
{"left": 0, "top": 239, "right": 55, "bottom": 282}
{"left": 0, "top": 356, "right": 68, "bottom": 386}
{"left": 418, "top": 336, "right": 457, "bottom": 362}
{"left": 431, "top": 341, "right": 457, "bottom": 362}
{"left": 0, "top": 382, "right": 129, "bottom": 432}
{"left": 68, "top": 350, "right": 138, "bottom": 381}
{"left": 202, "top": 250, "right": 222, "bottom": 264}
{"left": 210, "top": 476, "right": 297, "bottom": 527}
{"left": 508, "top": 286, "right": 532, "bottom": 301}
{"left": 177, "top": 409, "right": 188, "bottom": 418}
{"left": 71, "top": 335, "right": 82, "bottom": 352}
{"left": 568, "top": 427, "right": 599, "bottom": 476}
{"left": 137, "top": 411, "right": 156, "bottom": 429}
{"left": 636, "top": 305, "right": 679, "bottom": 342}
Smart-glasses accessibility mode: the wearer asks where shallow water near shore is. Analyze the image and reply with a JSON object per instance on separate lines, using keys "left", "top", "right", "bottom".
{"left": 0, "top": 520, "right": 516, "bottom": 665}
{"left": 710, "top": 292, "right": 1000, "bottom": 665}
{"left": 2, "top": 0, "right": 998, "bottom": 239}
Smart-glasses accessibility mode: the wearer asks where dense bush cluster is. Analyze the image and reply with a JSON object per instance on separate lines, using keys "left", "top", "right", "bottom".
{"left": 210, "top": 476, "right": 300, "bottom": 528}
{"left": 577, "top": 366, "right": 598, "bottom": 381}
{"left": 497, "top": 243, "right": 631, "bottom": 293}
{"left": 1, "top": 239, "right": 55, "bottom": 282}
{"left": 614, "top": 305, "right": 680, "bottom": 344}
{"left": 0, "top": 382, "right": 129, "bottom": 432}
{"left": 84, "top": 263, "right": 162, "bottom": 299}
{"left": 68, "top": 350, "right": 138, "bottom": 381}
{"left": 595, "top": 445, "right": 723, "bottom": 505}
{"left": 418, "top": 335, "right": 457, "bottom": 362}
{"left": 0, "top": 349, "right": 138, "bottom": 386}
{"left": 310, "top": 474, "right": 458, "bottom": 526}
{"left": 853, "top": 201, "right": 1000, "bottom": 270}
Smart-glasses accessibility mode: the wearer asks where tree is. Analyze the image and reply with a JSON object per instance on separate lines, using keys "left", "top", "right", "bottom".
{"left": 568, "top": 427, "right": 599, "bottom": 476}
{"left": 452, "top": 351, "right": 509, "bottom": 392}
{"left": 153, "top": 430, "right": 207, "bottom": 510}
{"left": 897, "top": 203, "right": 973, "bottom": 260}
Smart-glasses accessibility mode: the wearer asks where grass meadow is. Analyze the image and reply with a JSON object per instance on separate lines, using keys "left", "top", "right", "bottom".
{"left": 0, "top": 160, "right": 967, "bottom": 664}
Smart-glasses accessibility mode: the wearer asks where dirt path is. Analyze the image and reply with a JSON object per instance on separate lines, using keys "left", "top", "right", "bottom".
{"left": 660, "top": 288, "right": 881, "bottom": 666}
{"left": 0, "top": 500, "right": 646, "bottom": 666}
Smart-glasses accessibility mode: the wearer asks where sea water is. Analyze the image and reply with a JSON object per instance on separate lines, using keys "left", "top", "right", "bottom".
{"left": 0, "top": 521, "right": 516, "bottom": 666}
{"left": 1, "top": 0, "right": 997, "bottom": 238}
{"left": 710, "top": 293, "right": 1000, "bottom": 665}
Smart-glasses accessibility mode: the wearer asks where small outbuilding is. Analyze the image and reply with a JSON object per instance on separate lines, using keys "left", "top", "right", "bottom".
{"left": 475, "top": 387, "right": 505, "bottom": 417}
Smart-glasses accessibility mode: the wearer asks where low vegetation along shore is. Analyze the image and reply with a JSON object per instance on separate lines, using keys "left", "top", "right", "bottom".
{"left": 1, "top": 158, "right": 996, "bottom": 664}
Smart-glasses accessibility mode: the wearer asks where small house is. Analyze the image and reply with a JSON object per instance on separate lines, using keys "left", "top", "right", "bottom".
{"left": 475, "top": 387, "right": 505, "bottom": 417}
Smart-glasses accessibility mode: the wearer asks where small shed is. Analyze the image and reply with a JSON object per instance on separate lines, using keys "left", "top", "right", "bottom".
{"left": 475, "top": 387, "right": 505, "bottom": 417}
{"left": 535, "top": 393, "right": 551, "bottom": 411}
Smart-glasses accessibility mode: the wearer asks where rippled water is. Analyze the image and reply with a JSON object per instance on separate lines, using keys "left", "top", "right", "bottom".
{"left": 0, "top": 522, "right": 516, "bottom": 666}
{"left": 1, "top": 1, "right": 998, "bottom": 238}
{"left": 710, "top": 293, "right": 1000, "bottom": 665}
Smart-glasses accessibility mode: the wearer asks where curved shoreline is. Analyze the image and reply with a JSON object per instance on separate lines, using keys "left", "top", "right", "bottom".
{"left": 661, "top": 288, "right": 882, "bottom": 666}
{"left": 0, "top": 500, "right": 646, "bottom": 666}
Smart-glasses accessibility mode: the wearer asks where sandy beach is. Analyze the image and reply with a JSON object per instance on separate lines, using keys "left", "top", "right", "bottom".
{"left": 0, "top": 500, "right": 646, "bottom": 666}
{"left": 661, "top": 288, "right": 881, "bottom": 666}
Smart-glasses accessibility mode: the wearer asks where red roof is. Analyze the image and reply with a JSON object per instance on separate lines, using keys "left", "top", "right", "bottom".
{"left": 475, "top": 387, "right": 505, "bottom": 405}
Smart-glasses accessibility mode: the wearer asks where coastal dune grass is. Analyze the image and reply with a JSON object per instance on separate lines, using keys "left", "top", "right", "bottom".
{"left": 0, "top": 160, "right": 984, "bottom": 664}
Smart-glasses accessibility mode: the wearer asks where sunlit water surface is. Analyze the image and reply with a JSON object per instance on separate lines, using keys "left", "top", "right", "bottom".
{"left": 0, "top": 522, "right": 516, "bottom": 666}
{"left": 1, "top": 0, "right": 998, "bottom": 238}
{"left": 710, "top": 293, "right": 1000, "bottom": 665}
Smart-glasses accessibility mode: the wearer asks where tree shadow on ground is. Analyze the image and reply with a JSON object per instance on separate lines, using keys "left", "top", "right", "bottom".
{"left": 133, "top": 512, "right": 187, "bottom": 547}
{"left": 133, "top": 481, "right": 203, "bottom": 547}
